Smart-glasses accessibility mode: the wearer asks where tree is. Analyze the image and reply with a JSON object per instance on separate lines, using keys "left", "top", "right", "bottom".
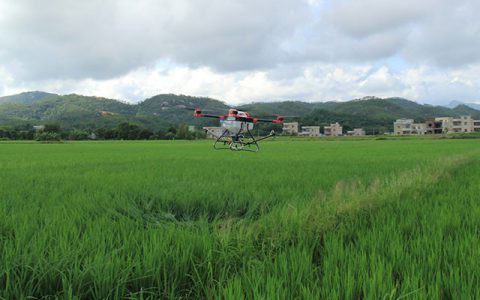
{"left": 175, "top": 123, "right": 192, "bottom": 140}
{"left": 68, "top": 129, "right": 89, "bottom": 140}
{"left": 94, "top": 128, "right": 107, "bottom": 139}
{"left": 117, "top": 123, "right": 141, "bottom": 140}
{"left": 43, "top": 123, "right": 61, "bottom": 133}
{"left": 36, "top": 132, "right": 61, "bottom": 141}
{"left": 156, "top": 129, "right": 166, "bottom": 140}
{"left": 167, "top": 126, "right": 177, "bottom": 134}
{"left": 165, "top": 132, "right": 175, "bottom": 140}
{"left": 139, "top": 129, "right": 153, "bottom": 140}
{"left": 104, "top": 129, "right": 117, "bottom": 139}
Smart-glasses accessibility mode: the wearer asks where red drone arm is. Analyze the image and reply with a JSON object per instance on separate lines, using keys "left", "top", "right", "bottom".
{"left": 254, "top": 116, "right": 284, "bottom": 123}
{"left": 194, "top": 108, "right": 223, "bottom": 119}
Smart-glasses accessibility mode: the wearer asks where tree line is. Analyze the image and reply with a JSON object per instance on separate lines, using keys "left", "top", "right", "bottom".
{"left": 0, "top": 122, "right": 206, "bottom": 141}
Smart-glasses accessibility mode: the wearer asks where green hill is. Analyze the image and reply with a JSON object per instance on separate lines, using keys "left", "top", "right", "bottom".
{"left": 0, "top": 93, "right": 227, "bottom": 130}
{"left": 1, "top": 92, "right": 479, "bottom": 133}
{"left": 305, "top": 97, "right": 460, "bottom": 121}
{"left": 299, "top": 97, "right": 480, "bottom": 133}
{"left": 136, "top": 94, "right": 228, "bottom": 128}
{"left": 0, "top": 94, "right": 137, "bottom": 129}
{"left": 0, "top": 91, "right": 57, "bottom": 105}
{"left": 450, "top": 104, "right": 480, "bottom": 118}
{"left": 237, "top": 97, "right": 480, "bottom": 133}
{"left": 237, "top": 101, "right": 322, "bottom": 117}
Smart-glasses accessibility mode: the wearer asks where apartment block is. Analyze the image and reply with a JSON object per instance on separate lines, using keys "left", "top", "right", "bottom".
{"left": 425, "top": 120, "right": 443, "bottom": 134}
{"left": 394, "top": 115, "right": 480, "bottom": 135}
{"left": 299, "top": 126, "right": 320, "bottom": 137}
{"left": 347, "top": 128, "right": 366, "bottom": 136}
{"left": 324, "top": 122, "right": 343, "bottom": 136}
{"left": 394, "top": 119, "right": 414, "bottom": 135}
{"left": 394, "top": 119, "right": 427, "bottom": 135}
{"left": 435, "top": 116, "right": 480, "bottom": 133}
{"left": 202, "top": 127, "right": 225, "bottom": 139}
{"left": 282, "top": 122, "right": 299, "bottom": 135}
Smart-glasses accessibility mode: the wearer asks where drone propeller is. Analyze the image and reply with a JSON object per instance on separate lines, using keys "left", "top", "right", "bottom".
{"left": 183, "top": 106, "right": 219, "bottom": 112}
{"left": 254, "top": 115, "right": 285, "bottom": 124}
{"left": 183, "top": 106, "right": 227, "bottom": 119}
{"left": 190, "top": 107, "right": 225, "bottom": 119}
{"left": 256, "top": 114, "right": 299, "bottom": 119}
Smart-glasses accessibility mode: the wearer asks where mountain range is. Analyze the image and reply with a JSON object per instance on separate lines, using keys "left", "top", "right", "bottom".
{"left": 1, "top": 92, "right": 480, "bottom": 133}
{"left": 447, "top": 100, "right": 480, "bottom": 111}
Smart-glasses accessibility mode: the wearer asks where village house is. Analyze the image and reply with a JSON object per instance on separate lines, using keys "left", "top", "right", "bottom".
{"left": 324, "top": 122, "right": 343, "bottom": 136}
{"left": 299, "top": 126, "right": 320, "bottom": 137}
{"left": 202, "top": 127, "right": 224, "bottom": 139}
{"left": 435, "top": 116, "right": 480, "bottom": 133}
{"left": 393, "top": 119, "right": 423, "bottom": 135}
{"left": 347, "top": 128, "right": 366, "bottom": 136}
{"left": 33, "top": 125, "right": 45, "bottom": 132}
{"left": 394, "top": 116, "right": 480, "bottom": 135}
{"left": 282, "top": 122, "right": 299, "bottom": 135}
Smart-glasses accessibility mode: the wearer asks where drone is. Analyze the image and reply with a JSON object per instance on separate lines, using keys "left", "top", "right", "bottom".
{"left": 193, "top": 108, "right": 284, "bottom": 152}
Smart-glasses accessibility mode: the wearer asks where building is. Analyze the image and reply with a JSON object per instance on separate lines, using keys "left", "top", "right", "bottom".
{"left": 347, "top": 128, "right": 366, "bottom": 136}
{"left": 100, "top": 111, "right": 116, "bottom": 116}
{"left": 202, "top": 127, "right": 224, "bottom": 139}
{"left": 475, "top": 120, "right": 480, "bottom": 132}
{"left": 411, "top": 123, "right": 427, "bottom": 135}
{"left": 282, "top": 122, "right": 299, "bottom": 135}
{"left": 435, "top": 116, "right": 480, "bottom": 133}
{"left": 33, "top": 125, "right": 45, "bottom": 131}
{"left": 299, "top": 126, "right": 320, "bottom": 137}
{"left": 425, "top": 120, "right": 443, "bottom": 134}
{"left": 324, "top": 122, "right": 343, "bottom": 136}
{"left": 394, "top": 119, "right": 427, "bottom": 135}
{"left": 393, "top": 119, "right": 414, "bottom": 135}
{"left": 394, "top": 115, "right": 480, "bottom": 135}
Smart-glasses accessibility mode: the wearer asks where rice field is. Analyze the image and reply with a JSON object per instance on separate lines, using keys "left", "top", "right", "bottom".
{"left": 0, "top": 139, "right": 479, "bottom": 299}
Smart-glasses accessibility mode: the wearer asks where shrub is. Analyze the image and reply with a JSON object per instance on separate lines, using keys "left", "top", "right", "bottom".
{"left": 35, "top": 132, "right": 61, "bottom": 141}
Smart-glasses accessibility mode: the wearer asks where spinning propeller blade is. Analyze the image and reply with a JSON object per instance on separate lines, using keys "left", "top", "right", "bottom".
{"left": 191, "top": 107, "right": 224, "bottom": 119}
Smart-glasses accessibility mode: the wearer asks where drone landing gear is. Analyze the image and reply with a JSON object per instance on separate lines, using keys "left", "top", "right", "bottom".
{"left": 213, "top": 129, "right": 275, "bottom": 152}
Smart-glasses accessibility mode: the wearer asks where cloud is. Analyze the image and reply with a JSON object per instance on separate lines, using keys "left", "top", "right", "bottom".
{"left": 1, "top": 0, "right": 480, "bottom": 105}
{"left": 327, "top": 0, "right": 437, "bottom": 38}
{"left": 4, "top": 61, "right": 480, "bottom": 105}
{"left": 302, "top": 0, "right": 480, "bottom": 69}
{"left": 0, "top": 0, "right": 311, "bottom": 80}
{"left": 404, "top": 0, "right": 480, "bottom": 67}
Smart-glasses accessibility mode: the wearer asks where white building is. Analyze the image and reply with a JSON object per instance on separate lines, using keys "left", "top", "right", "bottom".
{"left": 347, "top": 128, "right": 366, "bottom": 136}
{"left": 202, "top": 127, "right": 224, "bottom": 139}
{"left": 299, "top": 126, "right": 320, "bottom": 137}
{"left": 324, "top": 122, "right": 343, "bottom": 136}
{"left": 282, "top": 122, "right": 299, "bottom": 135}
{"left": 33, "top": 125, "right": 45, "bottom": 131}
{"left": 435, "top": 116, "right": 480, "bottom": 133}
{"left": 411, "top": 123, "right": 427, "bottom": 135}
{"left": 394, "top": 116, "right": 480, "bottom": 135}
{"left": 393, "top": 119, "right": 414, "bottom": 135}
{"left": 394, "top": 120, "right": 426, "bottom": 135}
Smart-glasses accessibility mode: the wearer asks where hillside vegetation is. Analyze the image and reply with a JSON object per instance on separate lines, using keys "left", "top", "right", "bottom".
{"left": 1, "top": 92, "right": 479, "bottom": 133}
{"left": 0, "top": 91, "right": 57, "bottom": 105}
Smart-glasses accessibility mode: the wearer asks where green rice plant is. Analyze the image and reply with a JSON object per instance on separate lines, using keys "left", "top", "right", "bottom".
{"left": 0, "top": 139, "right": 479, "bottom": 299}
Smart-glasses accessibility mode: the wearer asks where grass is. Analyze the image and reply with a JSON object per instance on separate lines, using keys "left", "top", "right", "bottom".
{"left": 0, "top": 139, "right": 479, "bottom": 299}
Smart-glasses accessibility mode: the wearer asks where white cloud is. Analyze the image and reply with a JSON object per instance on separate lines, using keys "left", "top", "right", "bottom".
{"left": 328, "top": 0, "right": 438, "bottom": 38}
{"left": 0, "top": 0, "right": 311, "bottom": 80}
{"left": 1, "top": 0, "right": 480, "bottom": 105}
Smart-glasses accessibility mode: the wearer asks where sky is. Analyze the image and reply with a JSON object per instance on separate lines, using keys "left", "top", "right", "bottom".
{"left": 0, "top": 0, "right": 480, "bottom": 105}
